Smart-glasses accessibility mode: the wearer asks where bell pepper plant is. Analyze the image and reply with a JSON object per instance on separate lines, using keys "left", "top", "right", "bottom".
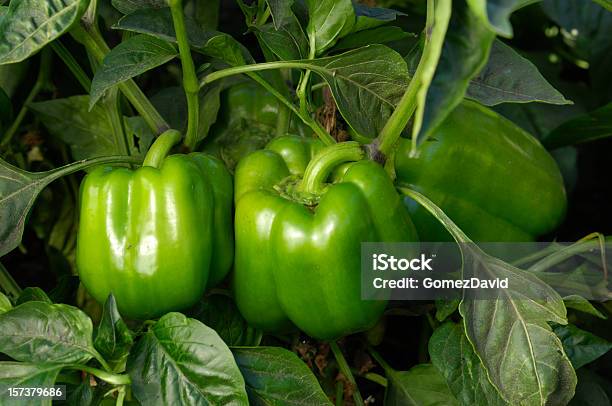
{"left": 0, "top": 0, "right": 610, "bottom": 405}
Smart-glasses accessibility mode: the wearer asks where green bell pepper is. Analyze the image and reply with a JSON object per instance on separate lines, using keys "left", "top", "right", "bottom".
{"left": 234, "top": 136, "right": 417, "bottom": 340}
{"left": 203, "top": 82, "right": 308, "bottom": 169}
{"left": 76, "top": 130, "right": 233, "bottom": 319}
{"left": 395, "top": 100, "right": 567, "bottom": 242}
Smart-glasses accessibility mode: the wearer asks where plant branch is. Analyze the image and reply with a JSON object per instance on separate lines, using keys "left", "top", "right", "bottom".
{"left": 169, "top": 0, "right": 199, "bottom": 150}
{"left": 330, "top": 341, "right": 364, "bottom": 406}
{"left": 50, "top": 40, "right": 92, "bottom": 92}
{"left": 65, "top": 364, "right": 131, "bottom": 385}
{"left": 201, "top": 63, "right": 334, "bottom": 144}
{"left": 0, "top": 49, "right": 51, "bottom": 148}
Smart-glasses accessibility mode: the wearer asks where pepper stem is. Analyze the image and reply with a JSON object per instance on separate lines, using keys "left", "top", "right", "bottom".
{"left": 299, "top": 142, "right": 364, "bottom": 195}
{"left": 142, "top": 130, "right": 182, "bottom": 168}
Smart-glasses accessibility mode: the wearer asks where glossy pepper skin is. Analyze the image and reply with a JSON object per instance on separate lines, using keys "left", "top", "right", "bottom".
{"left": 234, "top": 136, "right": 418, "bottom": 340}
{"left": 76, "top": 131, "right": 233, "bottom": 319}
{"left": 395, "top": 100, "right": 567, "bottom": 242}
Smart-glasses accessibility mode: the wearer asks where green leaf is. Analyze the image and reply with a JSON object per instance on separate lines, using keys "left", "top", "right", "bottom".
{"left": 90, "top": 34, "right": 177, "bottom": 108}
{"left": 434, "top": 299, "right": 459, "bottom": 322}
{"left": 414, "top": 0, "right": 495, "bottom": 147}
{"left": 352, "top": 3, "right": 405, "bottom": 32}
{"left": 255, "top": 17, "right": 308, "bottom": 60}
{"left": 384, "top": 364, "right": 459, "bottom": 405}
{"left": 0, "top": 301, "right": 98, "bottom": 364}
{"left": 114, "top": 8, "right": 253, "bottom": 66}
{"left": 94, "top": 295, "right": 134, "bottom": 372}
{"left": 266, "top": 0, "right": 294, "bottom": 29}
{"left": 16, "top": 287, "right": 52, "bottom": 305}
{"left": 542, "top": 102, "right": 612, "bottom": 149}
{"left": 0, "top": 292, "right": 11, "bottom": 314}
{"left": 189, "top": 294, "right": 261, "bottom": 347}
{"left": 465, "top": 0, "right": 534, "bottom": 37}
{"left": 554, "top": 324, "right": 612, "bottom": 369}
{"left": 0, "top": 362, "right": 63, "bottom": 401}
{"left": 429, "top": 322, "right": 507, "bottom": 405}
{"left": 30, "top": 96, "right": 125, "bottom": 160}
{"left": 466, "top": 40, "right": 571, "bottom": 106}
{"left": 127, "top": 312, "right": 248, "bottom": 405}
{"left": 0, "top": 0, "right": 89, "bottom": 64}
{"left": 111, "top": 0, "right": 166, "bottom": 15}
{"left": 232, "top": 347, "right": 331, "bottom": 406}
{"left": 305, "top": 0, "right": 355, "bottom": 55}
{"left": 306, "top": 45, "right": 410, "bottom": 138}
{"left": 400, "top": 189, "right": 577, "bottom": 406}
{"left": 0, "top": 155, "right": 138, "bottom": 257}
{"left": 333, "top": 26, "right": 412, "bottom": 52}
{"left": 123, "top": 116, "right": 155, "bottom": 157}
{"left": 563, "top": 295, "right": 607, "bottom": 319}
{"left": 63, "top": 382, "right": 95, "bottom": 406}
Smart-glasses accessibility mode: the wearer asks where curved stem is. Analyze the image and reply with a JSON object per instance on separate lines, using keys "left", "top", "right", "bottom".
{"left": 46, "top": 156, "right": 142, "bottom": 185}
{"left": 362, "top": 372, "right": 388, "bottom": 387}
{"left": 0, "top": 49, "right": 51, "bottom": 148}
{"left": 50, "top": 40, "right": 92, "bottom": 92}
{"left": 169, "top": 0, "right": 200, "bottom": 150}
{"left": 330, "top": 341, "right": 364, "bottom": 406}
{"left": 300, "top": 142, "right": 363, "bottom": 195}
{"left": 142, "top": 129, "right": 182, "bottom": 168}
{"left": 367, "top": 346, "right": 392, "bottom": 372}
{"left": 374, "top": 0, "right": 435, "bottom": 158}
{"left": 64, "top": 365, "right": 131, "bottom": 386}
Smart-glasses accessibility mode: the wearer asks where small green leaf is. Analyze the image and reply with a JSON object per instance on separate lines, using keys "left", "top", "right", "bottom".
{"left": 16, "top": 287, "right": 52, "bottom": 305}
{"left": 554, "top": 324, "right": 612, "bottom": 369}
{"left": 384, "top": 364, "right": 459, "bottom": 405}
{"left": 429, "top": 322, "right": 506, "bottom": 405}
{"left": 30, "top": 96, "right": 125, "bottom": 160}
{"left": 90, "top": 34, "right": 177, "bottom": 108}
{"left": 542, "top": 102, "right": 612, "bottom": 150}
{"left": 127, "top": 312, "right": 248, "bottom": 405}
{"left": 255, "top": 17, "right": 308, "bottom": 60}
{"left": 94, "top": 295, "right": 134, "bottom": 372}
{"left": 352, "top": 3, "right": 405, "bottom": 32}
{"left": 434, "top": 299, "right": 459, "bottom": 322}
{"left": 466, "top": 40, "right": 571, "bottom": 106}
{"left": 0, "top": 362, "right": 63, "bottom": 399}
{"left": 189, "top": 294, "right": 261, "bottom": 347}
{"left": 0, "top": 0, "right": 89, "bottom": 64}
{"left": 0, "top": 301, "right": 98, "bottom": 364}
{"left": 305, "top": 0, "right": 355, "bottom": 55}
{"left": 232, "top": 347, "right": 331, "bottom": 405}
{"left": 563, "top": 295, "right": 607, "bottom": 319}
{"left": 124, "top": 116, "right": 155, "bottom": 157}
